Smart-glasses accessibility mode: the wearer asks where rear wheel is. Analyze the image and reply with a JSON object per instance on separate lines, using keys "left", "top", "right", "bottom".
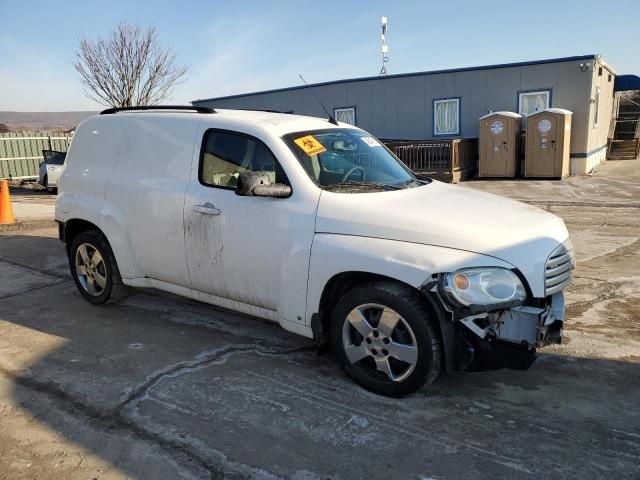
{"left": 44, "top": 175, "right": 56, "bottom": 194}
{"left": 330, "top": 282, "right": 441, "bottom": 397}
{"left": 69, "top": 230, "right": 129, "bottom": 305}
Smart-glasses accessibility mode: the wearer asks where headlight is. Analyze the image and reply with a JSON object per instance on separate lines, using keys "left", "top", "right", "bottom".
{"left": 443, "top": 268, "right": 526, "bottom": 307}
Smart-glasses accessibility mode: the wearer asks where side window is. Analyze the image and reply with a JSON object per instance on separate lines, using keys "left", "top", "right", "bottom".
{"left": 43, "top": 150, "right": 67, "bottom": 165}
{"left": 199, "top": 131, "right": 286, "bottom": 188}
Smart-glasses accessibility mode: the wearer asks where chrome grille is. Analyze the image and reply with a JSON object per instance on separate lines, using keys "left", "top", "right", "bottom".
{"left": 545, "top": 243, "right": 574, "bottom": 296}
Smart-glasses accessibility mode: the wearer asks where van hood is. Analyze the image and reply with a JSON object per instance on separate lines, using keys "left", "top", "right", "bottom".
{"left": 316, "top": 181, "right": 570, "bottom": 297}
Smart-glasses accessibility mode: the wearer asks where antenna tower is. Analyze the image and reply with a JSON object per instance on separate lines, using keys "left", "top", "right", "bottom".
{"left": 380, "top": 16, "right": 389, "bottom": 76}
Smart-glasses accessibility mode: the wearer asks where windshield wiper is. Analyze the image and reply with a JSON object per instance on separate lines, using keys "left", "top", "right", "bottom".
{"left": 324, "top": 181, "right": 402, "bottom": 191}
{"left": 398, "top": 178, "right": 430, "bottom": 188}
{"left": 324, "top": 178, "right": 431, "bottom": 191}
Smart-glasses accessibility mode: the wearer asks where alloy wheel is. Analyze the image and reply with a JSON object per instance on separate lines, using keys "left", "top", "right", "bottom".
{"left": 74, "top": 243, "right": 108, "bottom": 296}
{"left": 341, "top": 303, "right": 418, "bottom": 382}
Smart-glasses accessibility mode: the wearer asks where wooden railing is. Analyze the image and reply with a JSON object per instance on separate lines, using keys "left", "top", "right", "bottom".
{"left": 384, "top": 138, "right": 478, "bottom": 183}
{"left": 609, "top": 118, "right": 640, "bottom": 140}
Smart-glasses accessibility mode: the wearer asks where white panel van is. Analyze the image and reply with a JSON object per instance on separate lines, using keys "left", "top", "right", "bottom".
{"left": 56, "top": 106, "right": 572, "bottom": 396}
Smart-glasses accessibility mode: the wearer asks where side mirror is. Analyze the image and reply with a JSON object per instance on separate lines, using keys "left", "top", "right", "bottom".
{"left": 236, "top": 172, "right": 291, "bottom": 198}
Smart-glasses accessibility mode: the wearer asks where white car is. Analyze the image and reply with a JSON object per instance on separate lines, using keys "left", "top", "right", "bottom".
{"left": 55, "top": 106, "right": 573, "bottom": 397}
{"left": 38, "top": 149, "right": 67, "bottom": 193}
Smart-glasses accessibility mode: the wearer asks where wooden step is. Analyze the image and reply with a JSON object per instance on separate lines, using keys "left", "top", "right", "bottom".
{"left": 611, "top": 148, "right": 638, "bottom": 153}
{"left": 610, "top": 149, "right": 638, "bottom": 154}
{"left": 607, "top": 138, "right": 639, "bottom": 160}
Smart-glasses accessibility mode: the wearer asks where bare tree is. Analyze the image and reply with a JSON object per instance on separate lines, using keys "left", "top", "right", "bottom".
{"left": 74, "top": 23, "right": 188, "bottom": 108}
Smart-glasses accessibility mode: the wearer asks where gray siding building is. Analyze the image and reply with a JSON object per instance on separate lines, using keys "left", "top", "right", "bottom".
{"left": 193, "top": 54, "right": 617, "bottom": 175}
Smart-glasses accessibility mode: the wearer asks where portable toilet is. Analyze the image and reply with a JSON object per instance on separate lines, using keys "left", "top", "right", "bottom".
{"left": 525, "top": 108, "right": 572, "bottom": 178}
{"left": 478, "top": 112, "right": 522, "bottom": 177}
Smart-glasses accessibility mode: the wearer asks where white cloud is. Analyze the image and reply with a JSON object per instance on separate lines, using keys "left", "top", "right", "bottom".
{"left": 169, "top": 16, "right": 277, "bottom": 103}
{"left": 169, "top": 17, "right": 372, "bottom": 104}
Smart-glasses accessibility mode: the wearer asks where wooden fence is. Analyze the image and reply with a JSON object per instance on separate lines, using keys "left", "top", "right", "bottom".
{"left": 384, "top": 138, "right": 478, "bottom": 183}
{"left": 0, "top": 132, "right": 73, "bottom": 180}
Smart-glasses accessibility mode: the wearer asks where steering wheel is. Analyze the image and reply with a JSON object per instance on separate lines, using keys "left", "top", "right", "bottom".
{"left": 341, "top": 166, "right": 365, "bottom": 182}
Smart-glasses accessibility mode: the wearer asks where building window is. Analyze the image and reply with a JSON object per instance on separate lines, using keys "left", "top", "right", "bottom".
{"left": 518, "top": 90, "right": 550, "bottom": 116}
{"left": 433, "top": 98, "right": 460, "bottom": 136}
{"left": 594, "top": 87, "right": 601, "bottom": 127}
{"left": 334, "top": 107, "right": 356, "bottom": 125}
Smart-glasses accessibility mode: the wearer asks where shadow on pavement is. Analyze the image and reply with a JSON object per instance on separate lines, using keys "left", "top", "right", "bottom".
{"left": 1, "top": 234, "right": 639, "bottom": 479}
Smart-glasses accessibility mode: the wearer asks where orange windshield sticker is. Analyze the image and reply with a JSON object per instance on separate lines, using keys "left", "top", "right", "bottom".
{"left": 294, "top": 135, "right": 327, "bottom": 156}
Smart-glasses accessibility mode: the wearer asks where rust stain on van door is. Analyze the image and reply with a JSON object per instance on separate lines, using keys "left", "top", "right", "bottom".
{"left": 184, "top": 208, "right": 270, "bottom": 310}
{"left": 184, "top": 210, "right": 224, "bottom": 275}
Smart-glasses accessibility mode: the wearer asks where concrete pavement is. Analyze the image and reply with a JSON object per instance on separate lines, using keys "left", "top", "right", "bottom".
{"left": 4, "top": 189, "right": 56, "bottom": 221}
{"left": 0, "top": 161, "right": 639, "bottom": 479}
{"left": 464, "top": 157, "right": 640, "bottom": 207}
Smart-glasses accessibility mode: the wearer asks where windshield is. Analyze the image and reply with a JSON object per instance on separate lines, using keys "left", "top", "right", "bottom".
{"left": 283, "top": 129, "right": 428, "bottom": 192}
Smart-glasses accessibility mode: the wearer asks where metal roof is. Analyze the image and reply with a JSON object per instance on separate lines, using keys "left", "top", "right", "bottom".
{"left": 193, "top": 54, "right": 598, "bottom": 104}
{"left": 615, "top": 74, "right": 640, "bottom": 92}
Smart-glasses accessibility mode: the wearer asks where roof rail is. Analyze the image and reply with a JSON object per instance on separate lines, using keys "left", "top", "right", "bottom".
{"left": 100, "top": 105, "right": 216, "bottom": 115}
{"left": 235, "top": 108, "right": 294, "bottom": 114}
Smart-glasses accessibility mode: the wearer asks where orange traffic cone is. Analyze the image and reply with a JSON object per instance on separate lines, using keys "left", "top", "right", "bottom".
{"left": 0, "top": 179, "right": 16, "bottom": 225}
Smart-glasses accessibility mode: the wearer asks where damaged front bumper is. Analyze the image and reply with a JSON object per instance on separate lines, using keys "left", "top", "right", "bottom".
{"left": 455, "top": 293, "right": 565, "bottom": 371}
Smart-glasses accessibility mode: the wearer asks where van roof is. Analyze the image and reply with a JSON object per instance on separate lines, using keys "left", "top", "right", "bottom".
{"left": 96, "top": 108, "right": 353, "bottom": 136}
{"left": 214, "top": 109, "right": 349, "bottom": 132}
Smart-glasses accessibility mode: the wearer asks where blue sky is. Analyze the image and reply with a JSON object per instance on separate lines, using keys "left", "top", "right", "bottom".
{"left": 0, "top": 0, "right": 638, "bottom": 111}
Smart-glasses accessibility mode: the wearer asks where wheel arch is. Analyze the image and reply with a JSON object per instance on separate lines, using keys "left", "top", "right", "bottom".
{"left": 311, "top": 270, "right": 453, "bottom": 373}
{"left": 63, "top": 218, "right": 102, "bottom": 253}
{"left": 318, "top": 271, "right": 413, "bottom": 319}
{"left": 62, "top": 217, "right": 137, "bottom": 280}
{"left": 67, "top": 224, "right": 130, "bottom": 305}
{"left": 306, "top": 234, "right": 512, "bottom": 373}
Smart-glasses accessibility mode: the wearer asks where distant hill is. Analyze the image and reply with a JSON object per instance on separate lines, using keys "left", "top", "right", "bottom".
{"left": 0, "top": 111, "right": 98, "bottom": 132}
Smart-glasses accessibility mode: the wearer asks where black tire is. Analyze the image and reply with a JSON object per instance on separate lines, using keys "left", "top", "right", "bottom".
{"left": 44, "top": 175, "right": 56, "bottom": 194}
{"left": 69, "top": 230, "right": 129, "bottom": 305}
{"left": 330, "top": 281, "right": 441, "bottom": 397}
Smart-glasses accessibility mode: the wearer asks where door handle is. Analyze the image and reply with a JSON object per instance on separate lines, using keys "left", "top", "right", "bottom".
{"left": 193, "top": 203, "right": 221, "bottom": 215}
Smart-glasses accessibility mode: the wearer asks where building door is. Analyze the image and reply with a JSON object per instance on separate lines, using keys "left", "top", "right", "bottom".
{"left": 529, "top": 115, "right": 558, "bottom": 177}
{"left": 482, "top": 118, "right": 510, "bottom": 176}
{"left": 182, "top": 127, "right": 317, "bottom": 322}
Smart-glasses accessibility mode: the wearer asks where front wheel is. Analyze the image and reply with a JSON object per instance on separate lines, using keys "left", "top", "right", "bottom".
{"left": 330, "top": 282, "right": 441, "bottom": 397}
{"left": 69, "top": 230, "right": 129, "bottom": 305}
